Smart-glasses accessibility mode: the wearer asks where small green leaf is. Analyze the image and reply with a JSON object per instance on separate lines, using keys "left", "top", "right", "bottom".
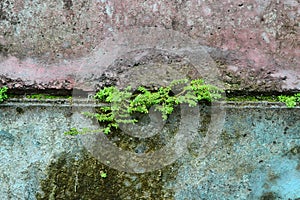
{"left": 100, "top": 172, "right": 107, "bottom": 178}
{"left": 0, "top": 86, "right": 8, "bottom": 103}
{"left": 65, "top": 128, "right": 80, "bottom": 136}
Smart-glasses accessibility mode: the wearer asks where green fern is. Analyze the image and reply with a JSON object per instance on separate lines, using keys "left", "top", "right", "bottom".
{"left": 278, "top": 93, "right": 300, "bottom": 108}
{"left": 0, "top": 86, "right": 8, "bottom": 103}
{"left": 65, "top": 79, "right": 224, "bottom": 135}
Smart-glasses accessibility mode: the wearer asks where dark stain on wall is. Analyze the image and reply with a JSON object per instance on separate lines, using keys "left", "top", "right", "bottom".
{"left": 36, "top": 148, "right": 178, "bottom": 199}
{"left": 260, "top": 191, "right": 281, "bottom": 200}
{"left": 63, "top": 0, "right": 73, "bottom": 10}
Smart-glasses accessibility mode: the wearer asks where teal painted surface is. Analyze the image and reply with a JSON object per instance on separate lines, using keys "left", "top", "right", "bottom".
{"left": 173, "top": 107, "right": 300, "bottom": 200}
{"left": 0, "top": 102, "right": 299, "bottom": 199}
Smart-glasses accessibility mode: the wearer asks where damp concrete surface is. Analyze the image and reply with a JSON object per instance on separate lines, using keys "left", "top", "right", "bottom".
{"left": 0, "top": 100, "right": 299, "bottom": 199}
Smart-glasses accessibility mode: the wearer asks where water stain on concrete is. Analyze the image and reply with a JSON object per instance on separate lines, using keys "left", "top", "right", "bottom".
{"left": 36, "top": 149, "right": 178, "bottom": 199}
{"left": 260, "top": 191, "right": 281, "bottom": 200}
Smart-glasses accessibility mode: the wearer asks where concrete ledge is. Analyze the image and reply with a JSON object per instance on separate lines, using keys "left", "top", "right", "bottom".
{"left": 1, "top": 98, "right": 299, "bottom": 109}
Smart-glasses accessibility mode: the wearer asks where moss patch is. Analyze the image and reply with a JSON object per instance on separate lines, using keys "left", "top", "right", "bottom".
{"left": 25, "top": 94, "right": 71, "bottom": 100}
{"left": 36, "top": 149, "right": 178, "bottom": 200}
{"left": 285, "top": 146, "right": 300, "bottom": 160}
{"left": 220, "top": 130, "right": 242, "bottom": 148}
{"left": 226, "top": 95, "right": 278, "bottom": 102}
{"left": 260, "top": 191, "right": 280, "bottom": 200}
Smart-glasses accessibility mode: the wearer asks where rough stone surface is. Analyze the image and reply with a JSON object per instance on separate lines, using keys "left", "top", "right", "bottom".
{"left": 0, "top": 0, "right": 299, "bottom": 92}
{"left": 174, "top": 106, "right": 300, "bottom": 199}
{"left": 0, "top": 105, "right": 80, "bottom": 199}
{"left": 0, "top": 101, "right": 300, "bottom": 199}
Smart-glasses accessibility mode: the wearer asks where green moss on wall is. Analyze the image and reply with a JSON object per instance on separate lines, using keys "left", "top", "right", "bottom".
{"left": 36, "top": 149, "right": 178, "bottom": 200}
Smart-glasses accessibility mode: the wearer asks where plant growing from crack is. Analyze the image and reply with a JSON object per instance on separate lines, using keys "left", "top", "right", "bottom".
{"left": 100, "top": 171, "right": 107, "bottom": 178}
{"left": 0, "top": 86, "right": 8, "bottom": 103}
{"left": 278, "top": 93, "right": 300, "bottom": 108}
{"left": 65, "top": 79, "right": 224, "bottom": 135}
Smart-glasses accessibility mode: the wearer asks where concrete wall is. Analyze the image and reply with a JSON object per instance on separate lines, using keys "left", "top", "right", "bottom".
{"left": 0, "top": 100, "right": 299, "bottom": 199}
{"left": 0, "top": 0, "right": 299, "bottom": 92}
